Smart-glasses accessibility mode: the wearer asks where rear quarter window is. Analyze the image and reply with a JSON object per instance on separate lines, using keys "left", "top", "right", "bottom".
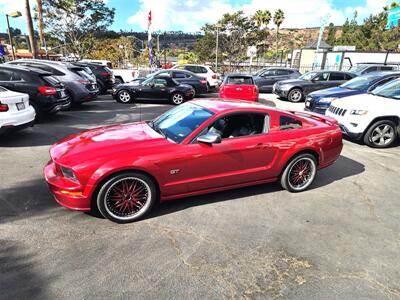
{"left": 280, "top": 116, "right": 302, "bottom": 130}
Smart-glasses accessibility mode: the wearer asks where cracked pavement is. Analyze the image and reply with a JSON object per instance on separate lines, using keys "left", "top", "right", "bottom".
{"left": 1, "top": 95, "right": 399, "bottom": 299}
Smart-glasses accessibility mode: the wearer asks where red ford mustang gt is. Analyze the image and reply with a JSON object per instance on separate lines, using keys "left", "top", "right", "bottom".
{"left": 45, "top": 99, "right": 343, "bottom": 223}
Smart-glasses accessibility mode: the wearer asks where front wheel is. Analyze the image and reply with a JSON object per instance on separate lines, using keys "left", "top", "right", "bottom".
{"left": 280, "top": 154, "right": 317, "bottom": 192}
{"left": 171, "top": 92, "right": 184, "bottom": 105}
{"left": 96, "top": 172, "right": 157, "bottom": 223}
{"left": 288, "top": 88, "right": 304, "bottom": 102}
{"left": 363, "top": 120, "right": 397, "bottom": 148}
{"left": 116, "top": 90, "right": 133, "bottom": 104}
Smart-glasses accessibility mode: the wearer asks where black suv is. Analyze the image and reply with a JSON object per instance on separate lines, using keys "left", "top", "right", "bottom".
{"left": 253, "top": 67, "right": 301, "bottom": 92}
{"left": 0, "top": 65, "right": 70, "bottom": 119}
{"left": 73, "top": 62, "right": 115, "bottom": 94}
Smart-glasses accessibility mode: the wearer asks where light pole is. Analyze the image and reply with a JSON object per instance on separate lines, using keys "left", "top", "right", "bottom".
{"left": 215, "top": 23, "right": 222, "bottom": 74}
{"left": 5, "top": 11, "right": 22, "bottom": 60}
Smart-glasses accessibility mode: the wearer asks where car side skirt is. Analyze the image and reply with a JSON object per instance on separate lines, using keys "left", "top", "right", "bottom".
{"left": 160, "top": 177, "right": 279, "bottom": 202}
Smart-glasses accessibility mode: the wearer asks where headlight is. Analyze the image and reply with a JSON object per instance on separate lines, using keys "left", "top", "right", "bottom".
{"left": 350, "top": 110, "right": 368, "bottom": 115}
{"left": 319, "top": 97, "right": 337, "bottom": 103}
{"left": 60, "top": 166, "right": 78, "bottom": 181}
{"left": 280, "top": 84, "right": 291, "bottom": 90}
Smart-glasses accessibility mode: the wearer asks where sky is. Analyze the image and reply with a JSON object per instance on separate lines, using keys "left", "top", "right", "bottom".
{"left": 0, "top": 0, "right": 393, "bottom": 35}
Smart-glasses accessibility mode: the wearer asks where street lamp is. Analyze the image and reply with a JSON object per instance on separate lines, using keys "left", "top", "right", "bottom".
{"left": 6, "top": 11, "right": 22, "bottom": 60}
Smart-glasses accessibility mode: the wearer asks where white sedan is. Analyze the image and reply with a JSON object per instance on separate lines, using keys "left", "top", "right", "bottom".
{"left": 0, "top": 86, "right": 35, "bottom": 135}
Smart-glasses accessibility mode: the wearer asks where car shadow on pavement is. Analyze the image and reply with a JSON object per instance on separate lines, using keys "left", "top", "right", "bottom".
{"left": 0, "top": 178, "right": 57, "bottom": 224}
{"left": 0, "top": 241, "right": 52, "bottom": 299}
{"left": 148, "top": 155, "right": 364, "bottom": 220}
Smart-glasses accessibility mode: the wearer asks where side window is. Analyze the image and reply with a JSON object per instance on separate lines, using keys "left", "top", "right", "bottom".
{"left": 329, "top": 72, "right": 345, "bottom": 81}
{"left": 198, "top": 67, "right": 208, "bottom": 74}
{"left": 262, "top": 69, "right": 276, "bottom": 76}
{"left": 11, "top": 71, "right": 23, "bottom": 81}
{"left": 206, "top": 113, "right": 268, "bottom": 139}
{"left": 276, "top": 69, "right": 290, "bottom": 75}
{"left": 280, "top": 116, "right": 302, "bottom": 130}
{"left": 379, "top": 66, "right": 395, "bottom": 71}
{"left": 185, "top": 66, "right": 197, "bottom": 73}
{"left": 363, "top": 66, "right": 378, "bottom": 74}
{"left": 313, "top": 72, "right": 329, "bottom": 81}
{"left": 0, "top": 70, "right": 13, "bottom": 81}
{"left": 373, "top": 77, "right": 397, "bottom": 89}
{"left": 344, "top": 73, "right": 354, "bottom": 80}
{"left": 154, "top": 78, "right": 167, "bottom": 87}
{"left": 173, "top": 71, "right": 187, "bottom": 79}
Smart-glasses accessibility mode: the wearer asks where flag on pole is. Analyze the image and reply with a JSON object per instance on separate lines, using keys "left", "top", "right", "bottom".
{"left": 148, "top": 10, "right": 153, "bottom": 65}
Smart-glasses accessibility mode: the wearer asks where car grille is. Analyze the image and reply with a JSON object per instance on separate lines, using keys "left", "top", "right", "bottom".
{"left": 328, "top": 105, "right": 347, "bottom": 116}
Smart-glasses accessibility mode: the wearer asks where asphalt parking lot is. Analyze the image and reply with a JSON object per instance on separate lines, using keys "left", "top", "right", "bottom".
{"left": 1, "top": 94, "right": 399, "bottom": 299}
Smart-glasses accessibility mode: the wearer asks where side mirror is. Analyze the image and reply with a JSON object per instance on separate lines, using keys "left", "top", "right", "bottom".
{"left": 197, "top": 132, "right": 221, "bottom": 145}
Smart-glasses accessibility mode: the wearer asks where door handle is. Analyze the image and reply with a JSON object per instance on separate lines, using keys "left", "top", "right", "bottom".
{"left": 246, "top": 143, "right": 263, "bottom": 149}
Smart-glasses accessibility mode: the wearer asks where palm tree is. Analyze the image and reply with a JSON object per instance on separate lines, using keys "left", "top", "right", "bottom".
{"left": 273, "top": 9, "right": 285, "bottom": 62}
{"left": 253, "top": 10, "right": 271, "bottom": 61}
{"left": 25, "top": 0, "right": 38, "bottom": 58}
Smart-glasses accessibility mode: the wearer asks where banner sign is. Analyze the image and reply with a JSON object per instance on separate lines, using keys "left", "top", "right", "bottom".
{"left": 386, "top": 7, "right": 400, "bottom": 29}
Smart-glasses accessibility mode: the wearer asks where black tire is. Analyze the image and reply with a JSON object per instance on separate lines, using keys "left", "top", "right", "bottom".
{"left": 116, "top": 90, "right": 133, "bottom": 104}
{"left": 288, "top": 88, "right": 304, "bottom": 102}
{"left": 280, "top": 153, "right": 317, "bottom": 192}
{"left": 30, "top": 102, "right": 44, "bottom": 121}
{"left": 363, "top": 120, "right": 397, "bottom": 148}
{"left": 97, "top": 81, "right": 106, "bottom": 94}
{"left": 171, "top": 92, "right": 185, "bottom": 105}
{"left": 114, "top": 77, "right": 123, "bottom": 85}
{"left": 96, "top": 172, "right": 157, "bottom": 223}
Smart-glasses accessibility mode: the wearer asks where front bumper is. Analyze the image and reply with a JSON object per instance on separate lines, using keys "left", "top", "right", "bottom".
{"left": 273, "top": 86, "right": 289, "bottom": 98}
{"left": 44, "top": 161, "right": 91, "bottom": 211}
{"left": 338, "top": 124, "right": 363, "bottom": 140}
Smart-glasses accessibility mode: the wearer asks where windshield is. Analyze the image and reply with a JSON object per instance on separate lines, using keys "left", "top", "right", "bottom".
{"left": 371, "top": 79, "right": 400, "bottom": 99}
{"left": 151, "top": 103, "right": 214, "bottom": 143}
{"left": 141, "top": 77, "right": 153, "bottom": 85}
{"left": 299, "top": 72, "right": 317, "bottom": 80}
{"left": 254, "top": 69, "right": 265, "bottom": 76}
{"left": 340, "top": 75, "right": 376, "bottom": 90}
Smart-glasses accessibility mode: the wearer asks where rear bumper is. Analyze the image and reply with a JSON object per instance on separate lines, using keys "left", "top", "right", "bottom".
{"left": 44, "top": 161, "right": 91, "bottom": 211}
{"left": 0, "top": 106, "right": 36, "bottom": 134}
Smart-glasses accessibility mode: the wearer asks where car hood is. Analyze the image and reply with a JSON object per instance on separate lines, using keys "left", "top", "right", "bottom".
{"left": 309, "top": 87, "right": 363, "bottom": 98}
{"left": 331, "top": 93, "right": 382, "bottom": 110}
{"left": 50, "top": 122, "right": 168, "bottom": 165}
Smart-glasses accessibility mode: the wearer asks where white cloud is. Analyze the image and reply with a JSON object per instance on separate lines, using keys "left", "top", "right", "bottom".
{"left": 127, "top": 0, "right": 390, "bottom": 31}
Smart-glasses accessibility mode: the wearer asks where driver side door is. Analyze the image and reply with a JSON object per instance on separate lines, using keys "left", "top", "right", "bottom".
{"left": 138, "top": 78, "right": 169, "bottom": 100}
{"left": 184, "top": 112, "right": 276, "bottom": 192}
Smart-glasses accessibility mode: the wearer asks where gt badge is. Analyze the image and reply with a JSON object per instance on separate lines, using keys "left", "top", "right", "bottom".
{"left": 170, "top": 169, "right": 180, "bottom": 175}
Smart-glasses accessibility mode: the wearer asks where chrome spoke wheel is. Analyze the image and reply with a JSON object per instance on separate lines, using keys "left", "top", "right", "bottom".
{"left": 288, "top": 157, "right": 316, "bottom": 191}
{"left": 104, "top": 177, "right": 151, "bottom": 220}
{"left": 289, "top": 89, "right": 303, "bottom": 102}
{"left": 371, "top": 124, "right": 394, "bottom": 146}
{"left": 119, "top": 91, "right": 131, "bottom": 103}
{"left": 172, "top": 93, "right": 184, "bottom": 105}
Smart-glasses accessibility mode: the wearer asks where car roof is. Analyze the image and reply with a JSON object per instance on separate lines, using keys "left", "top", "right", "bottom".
{"left": 359, "top": 71, "right": 400, "bottom": 78}
{"left": 225, "top": 73, "right": 253, "bottom": 77}
{"left": 0, "top": 64, "right": 52, "bottom": 75}
{"left": 191, "top": 98, "right": 280, "bottom": 114}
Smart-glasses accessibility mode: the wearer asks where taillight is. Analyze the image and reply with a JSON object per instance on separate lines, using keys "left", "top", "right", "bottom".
{"left": 253, "top": 86, "right": 259, "bottom": 94}
{"left": 38, "top": 86, "right": 57, "bottom": 95}
{"left": 78, "top": 79, "right": 90, "bottom": 85}
{"left": 0, "top": 102, "right": 9, "bottom": 112}
{"left": 100, "top": 71, "right": 111, "bottom": 77}
{"left": 212, "top": 74, "right": 217, "bottom": 79}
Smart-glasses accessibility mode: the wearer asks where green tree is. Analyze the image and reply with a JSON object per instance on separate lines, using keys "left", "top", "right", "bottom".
{"left": 41, "top": 0, "right": 115, "bottom": 59}
{"left": 326, "top": 22, "right": 336, "bottom": 45}
{"left": 252, "top": 10, "right": 271, "bottom": 56}
{"left": 273, "top": 9, "right": 285, "bottom": 59}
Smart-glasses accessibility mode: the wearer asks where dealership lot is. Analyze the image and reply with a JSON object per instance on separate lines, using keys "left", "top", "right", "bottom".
{"left": 1, "top": 95, "right": 399, "bottom": 299}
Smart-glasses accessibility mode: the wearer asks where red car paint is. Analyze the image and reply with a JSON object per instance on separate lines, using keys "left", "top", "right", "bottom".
{"left": 44, "top": 99, "right": 342, "bottom": 212}
{"left": 219, "top": 75, "right": 259, "bottom": 101}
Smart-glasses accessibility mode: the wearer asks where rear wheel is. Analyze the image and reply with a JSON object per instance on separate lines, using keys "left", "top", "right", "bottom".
{"left": 96, "top": 172, "right": 157, "bottom": 223}
{"left": 288, "top": 88, "right": 303, "bottom": 102}
{"left": 363, "top": 120, "right": 397, "bottom": 148}
{"left": 280, "top": 154, "right": 317, "bottom": 192}
{"left": 116, "top": 90, "right": 133, "bottom": 103}
{"left": 97, "top": 81, "right": 106, "bottom": 94}
{"left": 171, "top": 92, "right": 184, "bottom": 105}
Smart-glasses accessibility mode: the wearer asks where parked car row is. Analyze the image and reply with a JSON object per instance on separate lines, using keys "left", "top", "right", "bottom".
{"left": 0, "top": 59, "right": 103, "bottom": 135}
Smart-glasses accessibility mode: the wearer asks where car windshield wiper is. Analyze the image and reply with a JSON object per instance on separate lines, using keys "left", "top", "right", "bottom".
{"left": 154, "top": 123, "right": 167, "bottom": 139}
